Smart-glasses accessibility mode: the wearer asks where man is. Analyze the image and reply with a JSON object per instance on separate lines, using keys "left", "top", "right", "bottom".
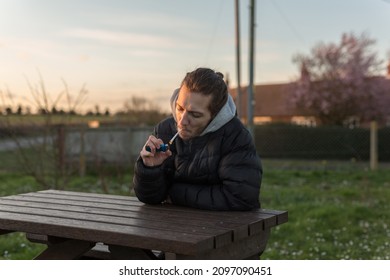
{"left": 133, "top": 67, "right": 262, "bottom": 210}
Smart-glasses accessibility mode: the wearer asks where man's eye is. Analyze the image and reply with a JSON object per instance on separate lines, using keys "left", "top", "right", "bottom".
{"left": 191, "top": 113, "right": 201, "bottom": 118}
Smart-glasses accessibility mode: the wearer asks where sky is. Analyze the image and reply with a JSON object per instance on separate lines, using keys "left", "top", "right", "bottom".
{"left": 0, "top": 0, "right": 389, "bottom": 113}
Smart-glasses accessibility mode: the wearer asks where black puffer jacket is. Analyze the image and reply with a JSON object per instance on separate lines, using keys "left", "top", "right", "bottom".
{"left": 133, "top": 115, "right": 262, "bottom": 211}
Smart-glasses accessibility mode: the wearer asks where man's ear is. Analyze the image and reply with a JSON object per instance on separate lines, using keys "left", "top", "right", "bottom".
{"left": 170, "top": 88, "right": 180, "bottom": 120}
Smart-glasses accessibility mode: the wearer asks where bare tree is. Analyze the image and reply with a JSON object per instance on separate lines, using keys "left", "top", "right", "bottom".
{"left": 118, "top": 95, "right": 169, "bottom": 125}
{"left": 1, "top": 75, "right": 88, "bottom": 189}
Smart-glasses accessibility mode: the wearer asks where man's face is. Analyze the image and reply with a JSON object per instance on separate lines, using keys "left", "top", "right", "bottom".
{"left": 175, "top": 84, "right": 212, "bottom": 141}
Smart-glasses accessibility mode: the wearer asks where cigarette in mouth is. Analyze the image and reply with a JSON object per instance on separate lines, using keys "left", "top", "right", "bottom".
{"left": 168, "top": 131, "right": 180, "bottom": 145}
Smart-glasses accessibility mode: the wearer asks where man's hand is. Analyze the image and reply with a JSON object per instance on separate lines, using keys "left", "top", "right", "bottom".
{"left": 140, "top": 135, "right": 172, "bottom": 167}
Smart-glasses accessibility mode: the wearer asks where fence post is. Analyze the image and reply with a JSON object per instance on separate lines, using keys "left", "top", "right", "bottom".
{"left": 57, "top": 124, "right": 65, "bottom": 175}
{"left": 370, "top": 121, "right": 378, "bottom": 171}
{"left": 79, "top": 127, "right": 86, "bottom": 177}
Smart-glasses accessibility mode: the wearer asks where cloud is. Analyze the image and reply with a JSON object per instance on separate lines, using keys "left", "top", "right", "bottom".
{"left": 83, "top": 9, "right": 197, "bottom": 32}
{"left": 0, "top": 37, "right": 62, "bottom": 62}
{"left": 64, "top": 28, "right": 178, "bottom": 49}
{"left": 127, "top": 49, "right": 169, "bottom": 58}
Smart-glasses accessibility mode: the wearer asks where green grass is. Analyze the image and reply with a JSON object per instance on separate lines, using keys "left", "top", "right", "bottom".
{"left": 260, "top": 161, "right": 390, "bottom": 260}
{"left": 0, "top": 150, "right": 389, "bottom": 259}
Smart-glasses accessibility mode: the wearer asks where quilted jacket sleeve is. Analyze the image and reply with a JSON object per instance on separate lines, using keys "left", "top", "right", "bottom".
{"left": 133, "top": 119, "right": 175, "bottom": 204}
{"left": 133, "top": 157, "right": 173, "bottom": 204}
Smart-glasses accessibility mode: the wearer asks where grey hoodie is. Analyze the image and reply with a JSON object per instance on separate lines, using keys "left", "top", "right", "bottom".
{"left": 169, "top": 88, "right": 237, "bottom": 136}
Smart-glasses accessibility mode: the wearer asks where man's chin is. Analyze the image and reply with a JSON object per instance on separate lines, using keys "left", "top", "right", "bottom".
{"left": 179, "top": 130, "right": 191, "bottom": 140}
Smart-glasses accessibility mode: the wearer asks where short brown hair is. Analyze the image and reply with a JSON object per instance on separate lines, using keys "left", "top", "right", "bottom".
{"left": 181, "top": 67, "right": 228, "bottom": 118}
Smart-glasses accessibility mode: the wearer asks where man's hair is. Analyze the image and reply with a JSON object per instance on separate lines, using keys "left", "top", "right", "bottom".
{"left": 180, "top": 67, "right": 228, "bottom": 118}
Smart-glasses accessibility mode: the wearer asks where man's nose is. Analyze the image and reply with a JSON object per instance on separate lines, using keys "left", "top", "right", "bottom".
{"left": 179, "top": 111, "right": 189, "bottom": 126}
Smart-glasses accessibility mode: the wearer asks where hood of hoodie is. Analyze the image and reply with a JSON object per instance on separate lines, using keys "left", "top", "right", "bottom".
{"left": 170, "top": 88, "right": 236, "bottom": 136}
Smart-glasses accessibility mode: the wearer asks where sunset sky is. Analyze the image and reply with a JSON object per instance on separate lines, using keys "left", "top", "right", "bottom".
{"left": 1, "top": 0, "right": 389, "bottom": 113}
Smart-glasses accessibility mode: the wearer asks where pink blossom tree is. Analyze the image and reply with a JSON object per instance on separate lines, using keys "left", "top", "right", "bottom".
{"left": 290, "top": 32, "right": 390, "bottom": 126}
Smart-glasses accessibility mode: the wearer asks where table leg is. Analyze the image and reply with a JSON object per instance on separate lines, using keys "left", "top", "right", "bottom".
{"left": 0, "top": 230, "right": 13, "bottom": 235}
{"left": 108, "top": 245, "right": 160, "bottom": 260}
{"left": 34, "top": 239, "right": 95, "bottom": 260}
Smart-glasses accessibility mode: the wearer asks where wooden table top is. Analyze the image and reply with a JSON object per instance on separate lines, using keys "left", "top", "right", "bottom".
{"left": 0, "top": 190, "right": 288, "bottom": 257}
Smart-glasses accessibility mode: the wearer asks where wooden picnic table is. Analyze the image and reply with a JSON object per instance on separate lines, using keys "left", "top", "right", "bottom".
{"left": 0, "top": 190, "right": 287, "bottom": 260}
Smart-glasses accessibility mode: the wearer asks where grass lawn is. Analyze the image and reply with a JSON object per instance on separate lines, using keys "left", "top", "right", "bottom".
{"left": 0, "top": 149, "right": 389, "bottom": 259}
{"left": 261, "top": 160, "right": 390, "bottom": 260}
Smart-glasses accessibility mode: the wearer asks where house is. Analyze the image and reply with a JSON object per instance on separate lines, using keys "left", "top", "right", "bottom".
{"left": 230, "top": 61, "right": 390, "bottom": 127}
{"left": 230, "top": 82, "right": 316, "bottom": 126}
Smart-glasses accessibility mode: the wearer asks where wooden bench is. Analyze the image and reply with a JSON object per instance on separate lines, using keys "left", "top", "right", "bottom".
{"left": 0, "top": 190, "right": 287, "bottom": 259}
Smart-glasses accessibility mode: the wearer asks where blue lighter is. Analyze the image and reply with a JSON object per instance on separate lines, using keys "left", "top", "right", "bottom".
{"left": 144, "top": 131, "right": 180, "bottom": 153}
{"left": 145, "top": 144, "right": 169, "bottom": 152}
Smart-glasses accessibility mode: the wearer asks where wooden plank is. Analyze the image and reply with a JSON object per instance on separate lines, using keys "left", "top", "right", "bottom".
{"left": 27, "top": 190, "right": 274, "bottom": 225}
{"left": 35, "top": 191, "right": 288, "bottom": 227}
{"left": 0, "top": 198, "right": 244, "bottom": 237}
{"left": 0, "top": 204, "right": 230, "bottom": 238}
{"left": 26, "top": 233, "right": 70, "bottom": 245}
{"left": 0, "top": 211, "right": 213, "bottom": 256}
{"left": 2, "top": 194, "right": 257, "bottom": 225}
{"left": 0, "top": 196, "right": 251, "bottom": 242}
{"left": 1, "top": 191, "right": 283, "bottom": 240}
{"left": 248, "top": 213, "right": 276, "bottom": 234}
{"left": 166, "top": 229, "right": 271, "bottom": 260}
{"left": 0, "top": 201, "right": 233, "bottom": 249}
{"left": 0, "top": 203, "right": 215, "bottom": 246}
{"left": 18, "top": 192, "right": 267, "bottom": 226}
{"left": 25, "top": 191, "right": 141, "bottom": 206}
{"left": 39, "top": 189, "right": 142, "bottom": 203}
{"left": 0, "top": 191, "right": 288, "bottom": 258}
{"left": 41, "top": 191, "right": 287, "bottom": 226}
{"left": 26, "top": 233, "right": 50, "bottom": 244}
{"left": 260, "top": 209, "right": 289, "bottom": 225}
